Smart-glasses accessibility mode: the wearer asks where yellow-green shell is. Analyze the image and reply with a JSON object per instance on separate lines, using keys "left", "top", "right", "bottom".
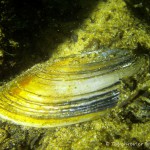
{"left": 0, "top": 49, "right": 147, "bottom": 127}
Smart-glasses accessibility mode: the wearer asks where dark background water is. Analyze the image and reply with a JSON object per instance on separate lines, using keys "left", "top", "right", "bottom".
{"left": 0, "top": 0, "right": 99, "bottom": 81}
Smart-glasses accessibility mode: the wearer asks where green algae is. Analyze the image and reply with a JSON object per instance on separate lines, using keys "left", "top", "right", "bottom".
{"left": 0, "top": 0, "right": 150, "bottom": 149}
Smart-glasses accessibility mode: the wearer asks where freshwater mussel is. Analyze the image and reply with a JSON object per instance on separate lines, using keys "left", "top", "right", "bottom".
{"left": 0, "top": 48, "right": 147, "bottom": 127}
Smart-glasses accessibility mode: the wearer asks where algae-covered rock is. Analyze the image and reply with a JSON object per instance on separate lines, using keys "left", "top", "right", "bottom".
{"left": 0, "top": 0, "right": 150, "bottom": 149}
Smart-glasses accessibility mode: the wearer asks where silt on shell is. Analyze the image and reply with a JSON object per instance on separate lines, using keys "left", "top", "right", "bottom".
{"left": 0, "top": 48, "right": 147, "bottom": 127}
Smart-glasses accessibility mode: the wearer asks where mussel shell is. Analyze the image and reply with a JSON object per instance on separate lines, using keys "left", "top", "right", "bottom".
{"left": 0, "top": 49, "right": 147, "bottom": 127}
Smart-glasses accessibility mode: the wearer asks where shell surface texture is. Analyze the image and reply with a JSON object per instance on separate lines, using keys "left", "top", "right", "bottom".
{"left": 0, "top": 49, "right": 147, "bottom": 127}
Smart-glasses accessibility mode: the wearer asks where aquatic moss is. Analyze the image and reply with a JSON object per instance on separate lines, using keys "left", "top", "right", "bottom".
{"left": 52, "top": 0, "right": 150, "bottom": 59}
